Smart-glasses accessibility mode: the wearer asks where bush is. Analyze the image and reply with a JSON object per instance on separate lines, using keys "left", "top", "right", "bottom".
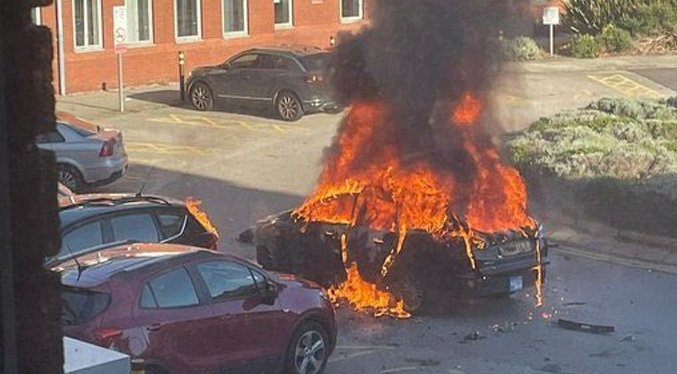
{"left": 571, "top": 34, "right": 602, "bottom": 58}
{"left": 564, "top": 0, "right": 677, "bottom": 37}
{"left": 597, "top": 25, "right": 633, "bottom": 52}
{"left": 507, "top": 96, "right": 677, "bottom": 238}
{"left": 502, "top": 37, "right": 543, "bottom": 61}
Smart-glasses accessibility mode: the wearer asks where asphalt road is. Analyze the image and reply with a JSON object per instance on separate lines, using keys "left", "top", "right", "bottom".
{"left": 62, "top": 61, "right": 677, "bottom": 374}
{"left": 632, "top": 68, "right": 677, "bottom": 92}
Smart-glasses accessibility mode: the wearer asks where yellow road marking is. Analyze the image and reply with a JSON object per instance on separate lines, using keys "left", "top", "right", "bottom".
{"left": 126, "top": 142, "right": 207, "bottom": 156}
{"left": 587, "top": 74, "right": 663, "bottom": 97}
{"left": 145, "top": 113, "right": 308, "bottom": 135}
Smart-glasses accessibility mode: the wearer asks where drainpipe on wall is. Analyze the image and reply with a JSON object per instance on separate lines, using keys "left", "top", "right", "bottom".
{"left": 55, "top": 0, "right": 67, "bottom": 95}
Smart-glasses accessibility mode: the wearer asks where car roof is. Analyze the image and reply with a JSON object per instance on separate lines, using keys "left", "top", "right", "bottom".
{"left": 58, "top": 193, "right": 185, "bottom": 229}
{"left": 247, "top": 45, "right": 327, "bottom": 58}
{"left": 56, "top": 243, "right": 245, "bottom": 288}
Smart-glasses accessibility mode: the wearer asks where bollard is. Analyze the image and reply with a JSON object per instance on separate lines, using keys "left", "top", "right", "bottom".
{"left": 178, "top": 51, "right": 186, "bottom": 101}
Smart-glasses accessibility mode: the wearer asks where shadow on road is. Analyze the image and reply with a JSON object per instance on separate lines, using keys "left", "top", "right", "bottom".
{"left": 129, "top": 89, "right": 290, "bottom": 122}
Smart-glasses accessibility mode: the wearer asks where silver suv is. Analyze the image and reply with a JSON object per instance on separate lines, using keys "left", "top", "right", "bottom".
{"left": 37, "top": 112, "right": 128, "bottom": 192}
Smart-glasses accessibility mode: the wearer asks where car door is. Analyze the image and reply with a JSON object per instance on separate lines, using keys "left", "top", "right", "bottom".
{"left": 255, "top": 54, "right": 287, "bottom": 101}
{"left": 213, "top": 53, "right": 262, "bottom": 102}
{"left": 133, "top": 267, "right": 219, "bottom": 374}
{"left": 192, "top": 259, "right": 288, "bottom": 371}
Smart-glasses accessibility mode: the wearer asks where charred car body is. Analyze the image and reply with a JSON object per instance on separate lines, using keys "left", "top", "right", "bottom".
{"left": 254, "top": 192, "right": 548, "bottom": 312}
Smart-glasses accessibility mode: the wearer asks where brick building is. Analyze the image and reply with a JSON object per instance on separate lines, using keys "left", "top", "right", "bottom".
{"left": 32, "top": 0, "right": 370, "bottom": 94}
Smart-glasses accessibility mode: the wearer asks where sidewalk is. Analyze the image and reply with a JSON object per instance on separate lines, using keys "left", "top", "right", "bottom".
{"left": 56, "top": 83, "right": 184, "bottom": 122}
{"left": 504, "top": 53, "right": 677, "bottom": 74}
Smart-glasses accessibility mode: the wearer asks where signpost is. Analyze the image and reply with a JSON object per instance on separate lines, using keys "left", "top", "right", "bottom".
{"left": 543, "top": 6, "right": 560, "bottom": 57}
{"left": 113, "top": 6, "right": 127, "bottom": 112}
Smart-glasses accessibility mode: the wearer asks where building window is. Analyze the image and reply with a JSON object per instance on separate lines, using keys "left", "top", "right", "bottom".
{"left": 274, "top": 0, "right": 293, "bottom": 28}
{"left": 341, "top": 0, "right": 363, "bottom": 22}
{"left": 223, "top": 0, "right": 248, "bottom": 37}
{"left": 31, "top": 7, "right": 41, "bottom": 25}
{"left": 175, "top": 0, "right": 201, "bottom": 40}
{"left": 126, "top": 0, "right": 153, "bottom": 44}
{"left": 73, "top": 0, "right": 102, "bottom": 50}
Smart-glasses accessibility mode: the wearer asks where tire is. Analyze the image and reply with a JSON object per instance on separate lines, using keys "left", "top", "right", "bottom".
{"left": 190, "top": 82, "right": 214, "bottom": 111}
{"left": 276, "top": 91, "right": 303, "bottom": 121}
{"left": 285, "top": 322, "right": 329, "bottom": 374}
{"left": 391, "top": 274, "right": 426, "bottom": 314}
{"left": 58, "top": 164, "right": 84, "bottom": 193}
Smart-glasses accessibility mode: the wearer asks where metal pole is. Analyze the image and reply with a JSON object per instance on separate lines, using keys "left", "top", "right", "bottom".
{"left": 56, "top": 0, "right": 67, "bottom": 95}
{"left": 117, "top": 53, "right": 124, "bottom": 112}
{"left": 549, "top": 24, "right": 554, "bottom": 56}
{"left": 178, "top": 51, "right": 185, "bottom": 101}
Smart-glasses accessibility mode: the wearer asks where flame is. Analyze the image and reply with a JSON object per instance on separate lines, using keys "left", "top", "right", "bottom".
{"left": 185, "top": 197, "right": 219, "bottom": 237}
{"left": 328, "top": 234, "right": 411, "bottom": 319}
{"left": 534, "top": 236, "right": 544, "bottom": 307}
{"left": 295, "top": 94, "right": 539, "bottom": 317}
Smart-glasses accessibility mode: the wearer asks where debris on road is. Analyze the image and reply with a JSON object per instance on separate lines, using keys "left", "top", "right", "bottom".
{"left": 237, "top": 228, "right": 254, "bottom": 243}
{"left": 620, "top": 334, "right": 636, "bottom": 342}
{"left": 557, "top": 319, "right": 615, "bottom": 334}
{"left": 403, "top": 358, "right": 441, "bottom": 367}
{"left": 563, "top": 301, "right": 588, "bottom": 306}
{"left": 461, "top": 331, "right": 486, "bottom": 343}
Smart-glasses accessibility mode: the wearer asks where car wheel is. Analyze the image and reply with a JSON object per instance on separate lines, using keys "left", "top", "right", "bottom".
{"left": 276, "top": 91, "right": 303, "bottom": 122}
{"left": 190, "top": 82, "right": 214, "bottom": 111}
{"left": 393, "top": 274, "right": 425, "bottom": 314}
{"left": 285, "top": 322, "right": 329, "bottom": 374}
{"left": 58, "top": 164, "right": 84, "bottom": 193}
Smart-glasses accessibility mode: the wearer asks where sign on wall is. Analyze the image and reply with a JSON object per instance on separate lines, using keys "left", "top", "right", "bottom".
{"left": 113, "top": 6, "right": 128, "bottom": 54}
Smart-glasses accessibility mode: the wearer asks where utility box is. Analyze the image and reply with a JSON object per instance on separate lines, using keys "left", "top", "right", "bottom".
{"left": 63, "top": 337, "right": 130, "bottom": 374}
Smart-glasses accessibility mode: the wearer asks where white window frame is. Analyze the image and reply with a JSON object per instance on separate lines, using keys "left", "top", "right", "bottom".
{"left": 72, "top": 0, "right": 104, "bottom": 52}
{"left": 222, "top": 0, "right": 249, "bottom": 38}
{"left": 340, "top": 0, "right": 363, "bottom": 23}
{"left": 274, "top": 0, "right": 293, "bottom": 29}
{"left": 174, "top": 0, "right": 202, "bottom": 42}
{"left": 125, "top": 0, "right": 154, "bottom": 46}
{"left": 31, "top": 7, "right": 42, "bottom": 25}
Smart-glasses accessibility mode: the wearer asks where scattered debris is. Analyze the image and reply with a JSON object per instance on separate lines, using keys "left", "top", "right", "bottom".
{"left": 491, "top": 321, "right": 518, "bottom": 333}
{"left": 237, "top": 228, "right": 254, "bottom": 243}
{"left": 620, "top": 335, "right": 635, "bottom": 343}
{"left": 557, "top": 319, "right": 615, "bottom": 334}
{"left": 461, "top": 331, "right": 486, "bottom": 343}
{"left": 403, "top": 358, "right": 441, "bottom": 367}
{"left": 563, "top": 301, "right": 588, "bottom": 306}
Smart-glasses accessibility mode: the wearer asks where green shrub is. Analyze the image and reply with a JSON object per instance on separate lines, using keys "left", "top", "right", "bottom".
{"left": 564, "top": 0, "right": 677, "bottom": 36}
{"left": 571, "top": 34, "right": 602, "bottom": 58}
{"left": 502, "top": 37, "right": 543, "bottom": 61}
{"left": 619, "top": 2, "right": 677, "bottom": 36}
{"left": 597, "top": 25, "right": 633, "bottom": 52}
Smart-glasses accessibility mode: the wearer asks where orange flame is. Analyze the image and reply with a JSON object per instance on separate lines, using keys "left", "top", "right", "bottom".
{"left": 328, "top": 234, "right": 411, "bottom": 318}
{"left": 296, "top": 94, "right": 538, "bottom": 317}
{"left": 186, "top": 197, "right": 219, "bottom": 237}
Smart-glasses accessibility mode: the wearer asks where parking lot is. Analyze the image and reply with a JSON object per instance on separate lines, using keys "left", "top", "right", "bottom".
{"left": 56, "top": 57, "right": 677, "bottom": 374}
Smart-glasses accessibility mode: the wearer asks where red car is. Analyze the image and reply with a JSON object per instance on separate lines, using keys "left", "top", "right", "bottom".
{"left": 55, "top": 243, "right": 336, "bottom": 374}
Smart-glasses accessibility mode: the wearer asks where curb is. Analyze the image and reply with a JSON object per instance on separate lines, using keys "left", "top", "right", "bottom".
{"left": 553, "top": 242, "right": 677, "bottom": 275}
{"left": 554, "top": 215, "right": 677, "bottom": 251}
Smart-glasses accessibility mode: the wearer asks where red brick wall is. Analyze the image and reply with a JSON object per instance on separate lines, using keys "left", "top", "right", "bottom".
{"left": 40, "top": 0, "right": 370, "bottom": 93}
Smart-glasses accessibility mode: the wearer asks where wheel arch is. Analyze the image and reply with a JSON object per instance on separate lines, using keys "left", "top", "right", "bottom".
{"left": 289, "top": 309, "right": 336, "bottom": 354}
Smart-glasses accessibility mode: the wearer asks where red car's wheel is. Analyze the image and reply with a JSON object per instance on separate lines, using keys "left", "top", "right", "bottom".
{"left": 285, "top": 322, "right": 329, "bottom": 374}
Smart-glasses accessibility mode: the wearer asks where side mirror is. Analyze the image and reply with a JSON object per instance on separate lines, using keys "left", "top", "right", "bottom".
{"left": 262, "top": 280, "right": 279, "bottom": 303}
{"left": 220, "top": 62, "right": 231, "bottom": 71}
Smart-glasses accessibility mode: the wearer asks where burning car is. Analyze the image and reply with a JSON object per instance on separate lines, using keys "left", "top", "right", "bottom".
{"left": 252, "top": 98, "right": 549, "bottom": 317}
{"left": 255, "top": 189, "right": 548, "bottom": 316}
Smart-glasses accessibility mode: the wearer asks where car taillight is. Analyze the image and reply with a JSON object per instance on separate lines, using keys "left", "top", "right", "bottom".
{"left": 92, "top": 327, "right": 123, "bottom": 347}
{"left": 99, "top": 139, "right": 116, "bottom": 157}
{"left": 207, "top": 232, "right": 218, "bottom": 250}
{"left": 306, "top": 74, "right": 323, "bottom": 83}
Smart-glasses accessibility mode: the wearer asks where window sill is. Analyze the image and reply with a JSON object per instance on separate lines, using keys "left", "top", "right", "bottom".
{"left": 175, "top": 37, "right": 203, "bottom": 44}
{"left": 340, "top": 16, "right": 363, "bottom": 24}
{"left": 274, "top": 24, "right": 294, "bottom": 31}
{"left": 74, "top": 47, "right": 104, "bottom": 54}
{"left": 223, "top": 32, "right": 249, "bottom": 40}
{"left": 126, "top": 42, "right": 155, "bottom": 49}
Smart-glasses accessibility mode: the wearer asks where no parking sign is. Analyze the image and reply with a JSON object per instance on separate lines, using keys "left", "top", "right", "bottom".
{"left": 113, "top": 6, "right": 127, "bottom": 54}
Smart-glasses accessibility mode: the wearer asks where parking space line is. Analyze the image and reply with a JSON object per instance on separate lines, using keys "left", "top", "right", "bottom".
{"left": 381, "top": 367, "right": 469, "bottom": 374}
{"left": 587, "top": 73, "right": 663, "bottom": 97}
{"left": 328, "top": 345, "right": 397, "bottom": 364}
{"left": 145, "top": 113, "right": 309, "bottom": 135}
{"left": 126, "top": 142, "right": 207, "bottom": 156}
